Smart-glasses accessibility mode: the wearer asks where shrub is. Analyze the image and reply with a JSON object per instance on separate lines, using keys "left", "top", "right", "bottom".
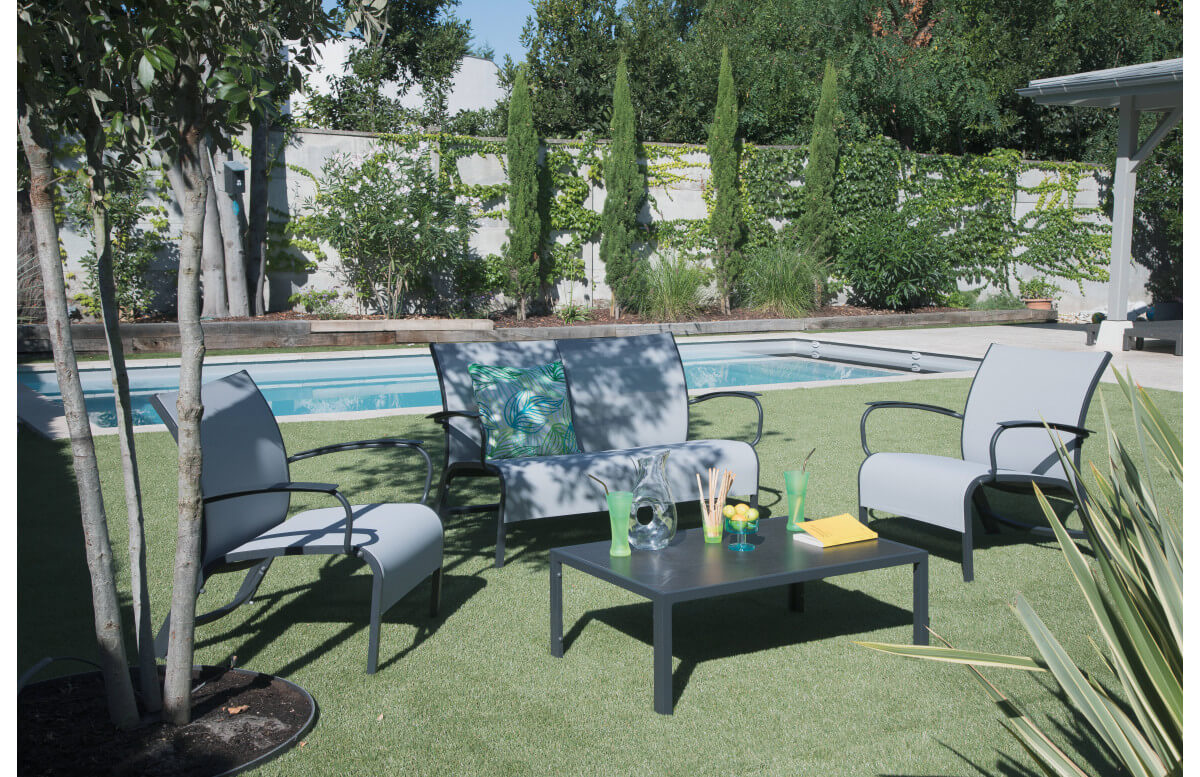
{"left": 943, "top": 288, "right": 980, "bottom": 309}
{"left": 1017, "top": 275, "right": 1062, "bottom": 300}
{"left": 837, "top": 210, "right": 953, "bottom": 310}
{"left": 740, "top": 243, "right": 825, "bottom": 317}
{"left": 972, "top": 290, "right": 1025, "bottom": 310}
{"left": 63, "top": 164, "right": 170, "bottom": 319}
{"left": 641, "top": 251, "right": 708, "bottom": 321}
{"left": 299, "top": 141, "right": 477, "bottom": 317}
{"left": 288, "top": 289, "right": 344, "bottom": 319}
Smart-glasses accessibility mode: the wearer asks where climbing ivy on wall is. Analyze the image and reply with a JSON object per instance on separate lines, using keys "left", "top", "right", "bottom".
{"left": 281, "top": 129, "right": 1111, "bottom": 309}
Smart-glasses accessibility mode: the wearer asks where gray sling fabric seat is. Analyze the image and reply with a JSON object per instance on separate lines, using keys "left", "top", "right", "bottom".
{"left": 858, "top": 343, "right": 1111, "bottom": 582}
{"left": 430, "top": 333, "right": 763, "bottom": 566}
{"left": 152, "top": 370, "right": 443, "bottom": 674}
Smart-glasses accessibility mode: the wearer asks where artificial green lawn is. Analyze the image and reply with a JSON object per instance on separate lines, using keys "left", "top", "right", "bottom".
{"left": 18, "top": 378, "right": 1181, "bottom": 776}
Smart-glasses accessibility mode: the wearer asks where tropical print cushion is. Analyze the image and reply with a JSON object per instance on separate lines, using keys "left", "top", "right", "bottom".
{"left": 467, "top": 360, "right": 583, "bottom": 459}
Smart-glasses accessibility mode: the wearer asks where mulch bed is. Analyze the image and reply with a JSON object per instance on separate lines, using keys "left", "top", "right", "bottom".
{"left": 120, "top": 305, "right": 959, "bottom": 327}
{"left": 18, "top": 666, "right": 313, "bottom": 777}
{"left": 489, "top": 304, "right": 959, "bottom": 329}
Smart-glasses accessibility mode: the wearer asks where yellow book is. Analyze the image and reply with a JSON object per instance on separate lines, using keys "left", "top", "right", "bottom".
{"left": 793, "top": 513, "right": 879, "bottom": 548}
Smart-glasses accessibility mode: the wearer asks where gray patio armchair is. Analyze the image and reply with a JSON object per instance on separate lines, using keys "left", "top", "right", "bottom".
{"left": 430, "top": 333, "right": 762, "bottom": 567}
{"left": 857, "top": 344, "right": 1111, "bottom": 582}
{"left": 151, "top": 370, "right": 444, "bottom": 674}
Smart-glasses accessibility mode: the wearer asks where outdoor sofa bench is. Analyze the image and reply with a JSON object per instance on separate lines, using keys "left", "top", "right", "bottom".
{"left": 429, "top": 333, "right": 763, "bottom": 566}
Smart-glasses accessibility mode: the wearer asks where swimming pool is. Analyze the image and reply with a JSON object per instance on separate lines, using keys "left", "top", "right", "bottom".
{"left": 18, "top": 342, "right": 899, "bottom": 429}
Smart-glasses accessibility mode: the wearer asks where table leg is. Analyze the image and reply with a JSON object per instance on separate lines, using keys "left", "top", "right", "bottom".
{"left": 550, "top": 558, "right": 564, "bottom": 657}
{"left": 913, "top": 558, "right": 929, "bottom": 645}
{"left": 788, "top": 582, "right": 805, "bottom": 612}
{"left": 653, "top": 599, "right": 673, "bottom": 715}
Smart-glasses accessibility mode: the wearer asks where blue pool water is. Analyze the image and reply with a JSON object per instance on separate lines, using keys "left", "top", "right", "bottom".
{"left": 18, "top": 344, "right": 892, "bottom": 428}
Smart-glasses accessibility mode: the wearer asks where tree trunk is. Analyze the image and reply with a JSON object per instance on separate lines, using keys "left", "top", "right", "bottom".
{"left": 19, "top": 109, "right": 140, "bottom": 730}
{"left": 85, "top": 139, "right": 163, "bottom": 716}
{"left": 162, "top": 128, "right": 208, "bottom": 726}
{"left": 201, "top": 181, "right": 228, "bottom": 318}
{"left": 209, "top": 138, "right": 250, "bottom": 316}
{"left": 247, "top": 118, "right": 269, "bottom": 315}
{"left": 197, "top": 145, "right": 228, "bottom": 318}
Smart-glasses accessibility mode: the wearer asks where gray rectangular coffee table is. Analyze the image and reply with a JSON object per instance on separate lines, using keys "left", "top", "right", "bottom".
{"left": 549, "top": 517, "right": 929, "bottom": 714}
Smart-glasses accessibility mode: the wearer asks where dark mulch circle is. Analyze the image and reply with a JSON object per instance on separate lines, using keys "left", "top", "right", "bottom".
{"left": 18, "top": 666, "right": 315, "bottom": 777}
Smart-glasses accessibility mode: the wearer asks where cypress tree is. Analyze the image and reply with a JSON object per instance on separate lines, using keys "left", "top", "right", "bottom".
{"left": 599, "top": 54, "right": 644, "bottom": 319}
{"left": 504, "top": 66, "right": 541, "bottom": 319}
{"left": 707, "top": 46, "right": 743, "bottom": 314}
{"left": 794, "top": 60, "right": 840, "bottom": 262}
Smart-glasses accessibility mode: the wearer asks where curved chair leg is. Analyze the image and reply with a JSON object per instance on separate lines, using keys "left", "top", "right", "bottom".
{"left": 961, "top": 519, "right": 974, "bottom": 583}
{"left": 495, "top": 514, "right": 507, "bottom": 568}
{"left": 858, "top": 506, "right": 869, "bottom": 524}
{"left": 154, "top": 560, "right": 273, "bottom": 658}
{"left": 430, "top": 568, "right": 442, "bottom": 617}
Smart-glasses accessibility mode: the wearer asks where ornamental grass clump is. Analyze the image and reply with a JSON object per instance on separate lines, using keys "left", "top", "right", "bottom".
{"left": 740, "top": 242, "right": 825, "bottom": 317}
{"left": 301, "top": 141, "right": 476, "bottom": 317}
{"left": 859, "top": 371, "right": 1182, "bottom": 777}
{"left": 641, "top": 251, "right": 708, "bottom": 321}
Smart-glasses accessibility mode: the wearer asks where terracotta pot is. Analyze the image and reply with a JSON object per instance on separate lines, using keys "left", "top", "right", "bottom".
{"left": 1022, "top": 298, "right": 1053, "bottom": 311}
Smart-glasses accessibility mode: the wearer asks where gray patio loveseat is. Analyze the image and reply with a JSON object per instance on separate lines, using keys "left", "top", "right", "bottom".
{"left": 430, "top": 333, "right": 763, "bottom": 566}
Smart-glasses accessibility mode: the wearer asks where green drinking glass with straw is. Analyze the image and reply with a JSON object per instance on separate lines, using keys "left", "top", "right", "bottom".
{"left": 591, "top": 474, "right": 632, "bottom": 557}
{"left": 784, "top": 448, "right": 815, "bottom": 532}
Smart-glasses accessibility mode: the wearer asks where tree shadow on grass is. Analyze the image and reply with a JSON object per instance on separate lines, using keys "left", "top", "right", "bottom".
{"left": 561, "top": 582, "right": 913, "bottom": 710}
{"left": 195, "top": 555, "right": 483, "bottom": 676}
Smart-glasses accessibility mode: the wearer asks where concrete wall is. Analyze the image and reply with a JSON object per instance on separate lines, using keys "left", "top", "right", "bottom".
{"left": 58, "top": 128, "right": 1145, "bottom": 319}
{"left": 287, "top": 43, "right": 504, "bottom": 118}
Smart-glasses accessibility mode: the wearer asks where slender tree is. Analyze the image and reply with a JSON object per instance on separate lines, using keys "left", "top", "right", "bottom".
{"left": 792, "top": 60, "right": 839, "bottom": 262}
{"left": 503, "top": 65, "right": 542, "bottom": 319}
{"left": 599, "top": 54, "right": 645, "bottom": 319}
{"left": 707, "top": 45, "right": 744, "bottom": 314}
{"left": 17, "top": 0, "right": 173, "bottom": 725}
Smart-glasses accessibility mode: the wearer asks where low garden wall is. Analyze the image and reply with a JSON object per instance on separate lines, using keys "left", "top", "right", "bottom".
{"left": 17, "top": 308, "right": 1054, "bottom": 355}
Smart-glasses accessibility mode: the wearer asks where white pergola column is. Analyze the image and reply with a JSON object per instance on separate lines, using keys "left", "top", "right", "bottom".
{"left": 1106, "top": 96, "right": 1139, "bottom": 321}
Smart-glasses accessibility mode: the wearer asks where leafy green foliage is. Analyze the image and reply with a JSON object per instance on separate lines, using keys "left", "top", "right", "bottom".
{"left": 287, "top": 289, "right": 345, "bottom": 318}
{"left": 640, "top": 251, "right": 708, "bottom": 321}
{"left": 598, "top": 56, "right": 645, "bottom": 316}
{"left": 790, "top": 60, "right": 839, "bottom": 261}
{"left": 1017, "top": 276, "right": 1062, "bottom": 301}
{"left": 838, "top": 209, "right": 954, "bottom": 310}
{"left": 61, "top": 158, "right": 172, "bottom": 320}
{"left": 859, "top": 373, "right": 1182, "bottom": 777}
{"left": 739, "top": 242, "right": 825, "bottom": 317}
{"left": 706, "top": 46, "right": 743, "bottom": 313}
{"left": 520, "top": 0, "right": 621, "bottom": 137}
{"left": 299, "top": 141, "right": 477, "bottom": 316}
{"left": 501, "top": 67, "right": 543, "bottom": 319}
{"left": 972, "top": 291, "right": 1025, "bottom": 310}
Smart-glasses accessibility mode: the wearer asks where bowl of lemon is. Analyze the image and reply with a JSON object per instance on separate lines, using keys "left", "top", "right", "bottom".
{"left": 723, "top": 502, "right": 760, "bottom": 552}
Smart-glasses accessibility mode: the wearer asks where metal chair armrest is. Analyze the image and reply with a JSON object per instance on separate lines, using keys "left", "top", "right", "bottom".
{"left": 204, "top": 482, "right": 357, "bottom": 556}
{"left": 428, "top": 409, "right": 489, "bottom": 466}
{"left": 860, "top": 401, "right": 964, "bottom": 456}
{"left": 688, "top": 391, "right": 765, "bottom": 447}
{"left": 988, "top": 420, "right": 1093, "bottom": 473}
{"left": 288, "top": 438, "right": 433, "bottom": 504}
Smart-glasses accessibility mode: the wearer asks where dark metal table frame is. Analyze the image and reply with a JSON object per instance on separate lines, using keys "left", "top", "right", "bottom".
{"left": 549, "top": 518, "right": 929, "bottom": 714}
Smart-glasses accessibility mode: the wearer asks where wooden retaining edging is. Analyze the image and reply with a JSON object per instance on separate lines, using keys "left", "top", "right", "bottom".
{"left": 17, "top": 308, "right": 1054, "bottom": 354}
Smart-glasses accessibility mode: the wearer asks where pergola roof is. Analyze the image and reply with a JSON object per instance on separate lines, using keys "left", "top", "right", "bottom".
{"left": 1016, "top": 58, "right": 1182, "bottom": 111}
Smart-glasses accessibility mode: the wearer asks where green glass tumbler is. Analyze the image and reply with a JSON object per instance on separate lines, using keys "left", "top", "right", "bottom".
{"left": 606, "top": 491, "right": 634, "bottom": 557}
{"left": 784, "top": 470, "right": 809, "bottom": 532}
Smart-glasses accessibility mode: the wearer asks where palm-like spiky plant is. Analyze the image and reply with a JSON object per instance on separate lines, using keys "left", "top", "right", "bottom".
{"left": 859, "top": 370, "right": 1182, "bottom": 777}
